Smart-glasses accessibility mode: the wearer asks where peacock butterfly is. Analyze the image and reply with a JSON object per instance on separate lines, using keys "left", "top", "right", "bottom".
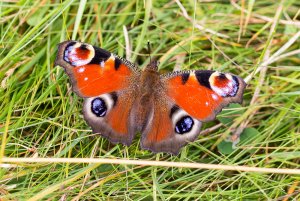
{"left": 55, "top": 41, "right": 246, "bottom": 154}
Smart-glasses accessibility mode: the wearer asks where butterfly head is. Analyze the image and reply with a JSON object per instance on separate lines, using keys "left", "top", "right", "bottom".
{"left": 145, "top": 60, "right": 159, "bottom": 72}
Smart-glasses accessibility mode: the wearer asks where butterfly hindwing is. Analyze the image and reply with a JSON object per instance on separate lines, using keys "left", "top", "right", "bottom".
{"left": 55, "top": 40, "right": 140, "bottom": 98}
{"left": 141, "top": 98, "right": 202, "bottom": 154}
{"left": 83, "top": 89, "right": 138, "bottom": 145}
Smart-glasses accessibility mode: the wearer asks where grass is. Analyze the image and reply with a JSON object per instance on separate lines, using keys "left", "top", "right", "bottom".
{"left": 1, "top": 0, "right": 300, "bottom": 200}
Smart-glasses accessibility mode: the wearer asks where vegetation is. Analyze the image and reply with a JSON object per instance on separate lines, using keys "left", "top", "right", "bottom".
{"left": 1, "top": 0, "right": 300, "bottom": 200}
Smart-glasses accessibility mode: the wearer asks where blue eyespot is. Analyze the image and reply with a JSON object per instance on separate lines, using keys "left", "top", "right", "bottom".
{"left": 175, "top": 116, "right": 194, "bottom": 134}
{"left": 91, "top": 98, "right": 107, "bottom": 117}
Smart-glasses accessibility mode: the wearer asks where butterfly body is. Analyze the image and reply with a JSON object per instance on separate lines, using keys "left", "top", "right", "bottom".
{"left": 55, "top": 41, "right": 246, "bottom": 154}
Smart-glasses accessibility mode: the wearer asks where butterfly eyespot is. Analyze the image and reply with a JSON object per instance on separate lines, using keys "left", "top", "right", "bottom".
{"left": 175, "top": 116, "right": 194, "bottom": 134}
{"left": 64, "top": 42, "right": 95, "bottom": 66}
{"left": 91, "top": 98, "right": 107, "bottom": 117}
{"left": 209, "top": 72, "right": 239, "bottom": 97}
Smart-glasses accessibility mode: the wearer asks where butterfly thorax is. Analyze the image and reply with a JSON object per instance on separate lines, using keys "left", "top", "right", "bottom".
{"left": 139, "top": 61, "right": 163, "bottom": 100}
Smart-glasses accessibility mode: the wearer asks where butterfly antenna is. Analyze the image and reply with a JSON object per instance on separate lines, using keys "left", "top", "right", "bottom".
{"left": 147, "top": 41, "right": 152, "bottom": 63}
{"left": 146, "top": 41, "right": 158, "bottom": 71}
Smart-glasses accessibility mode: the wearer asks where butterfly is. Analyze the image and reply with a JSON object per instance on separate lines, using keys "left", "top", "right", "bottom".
{"left": 55, "top": 41, "right": 246, "bottom": 154}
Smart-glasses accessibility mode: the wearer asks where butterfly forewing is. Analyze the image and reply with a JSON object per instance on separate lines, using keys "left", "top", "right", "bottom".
{"left": 55, "top": 40, "right": 140, "bottom": 97}
{"left": 162, "top": 70, "right": 246, "bottom": 122}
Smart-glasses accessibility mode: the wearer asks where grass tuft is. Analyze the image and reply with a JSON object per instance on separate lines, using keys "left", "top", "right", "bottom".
{"left": 1, "top": 0, "right": 300, "bottom": 200}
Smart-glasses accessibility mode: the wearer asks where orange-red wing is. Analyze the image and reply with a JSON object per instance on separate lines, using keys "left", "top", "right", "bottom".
{"left": 143, "top": 104, "right": 173, "bottom": 142}
{"left": 163, "top": 70, "right": 246, "bottom": 122}
{"left": 106, "top": 93, "right": 133, "bottom": 136}
{"left": 71, "top": 61, "right": 133, "bottom": 97}
{"left": 55, "top": 40, "right": 139, "bottom": 98}
{"left": 141, "top": 100, "right": 202, "bottom": 155}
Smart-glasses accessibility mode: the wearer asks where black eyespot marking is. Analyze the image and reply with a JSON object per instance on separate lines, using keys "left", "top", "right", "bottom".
{"left": 218, "top": 73, "right": 226, "bottom": 79}
{"left": 114, "top": 58, "right": 122, "bottom": 70}
{"left": 110, "top": 92, "right": 118, "bottom": 107}
{"left": 170, "top": 105, "right": 180, "bottom": 118}
{"left": 91, "top": 98, "right": 107, "bottom": 117}
{"left": 90, "top": 46, "right": 111, "bottom": 65}
{"left": 175, "top": 116, "right": 194, "bottom": 134}
{"left": 181, "top": 73, "right": 190, "bottom": 84}
{"left": 233, "top": 75, "right": 239, "bottom": 89}
{"left": 63, "top": 42, "right": 77, "bottom": 63}
{"left": 195, "top": 70, "right": 213, "bottom": 89}
{"left": 80, "top": 44, "right": 88, "bottom": 50}
{"left": 65, "top": 42, "right": 76, "bottom": 50}
{"left": 229, "top": 76, "right": 239, "bottom": 97}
